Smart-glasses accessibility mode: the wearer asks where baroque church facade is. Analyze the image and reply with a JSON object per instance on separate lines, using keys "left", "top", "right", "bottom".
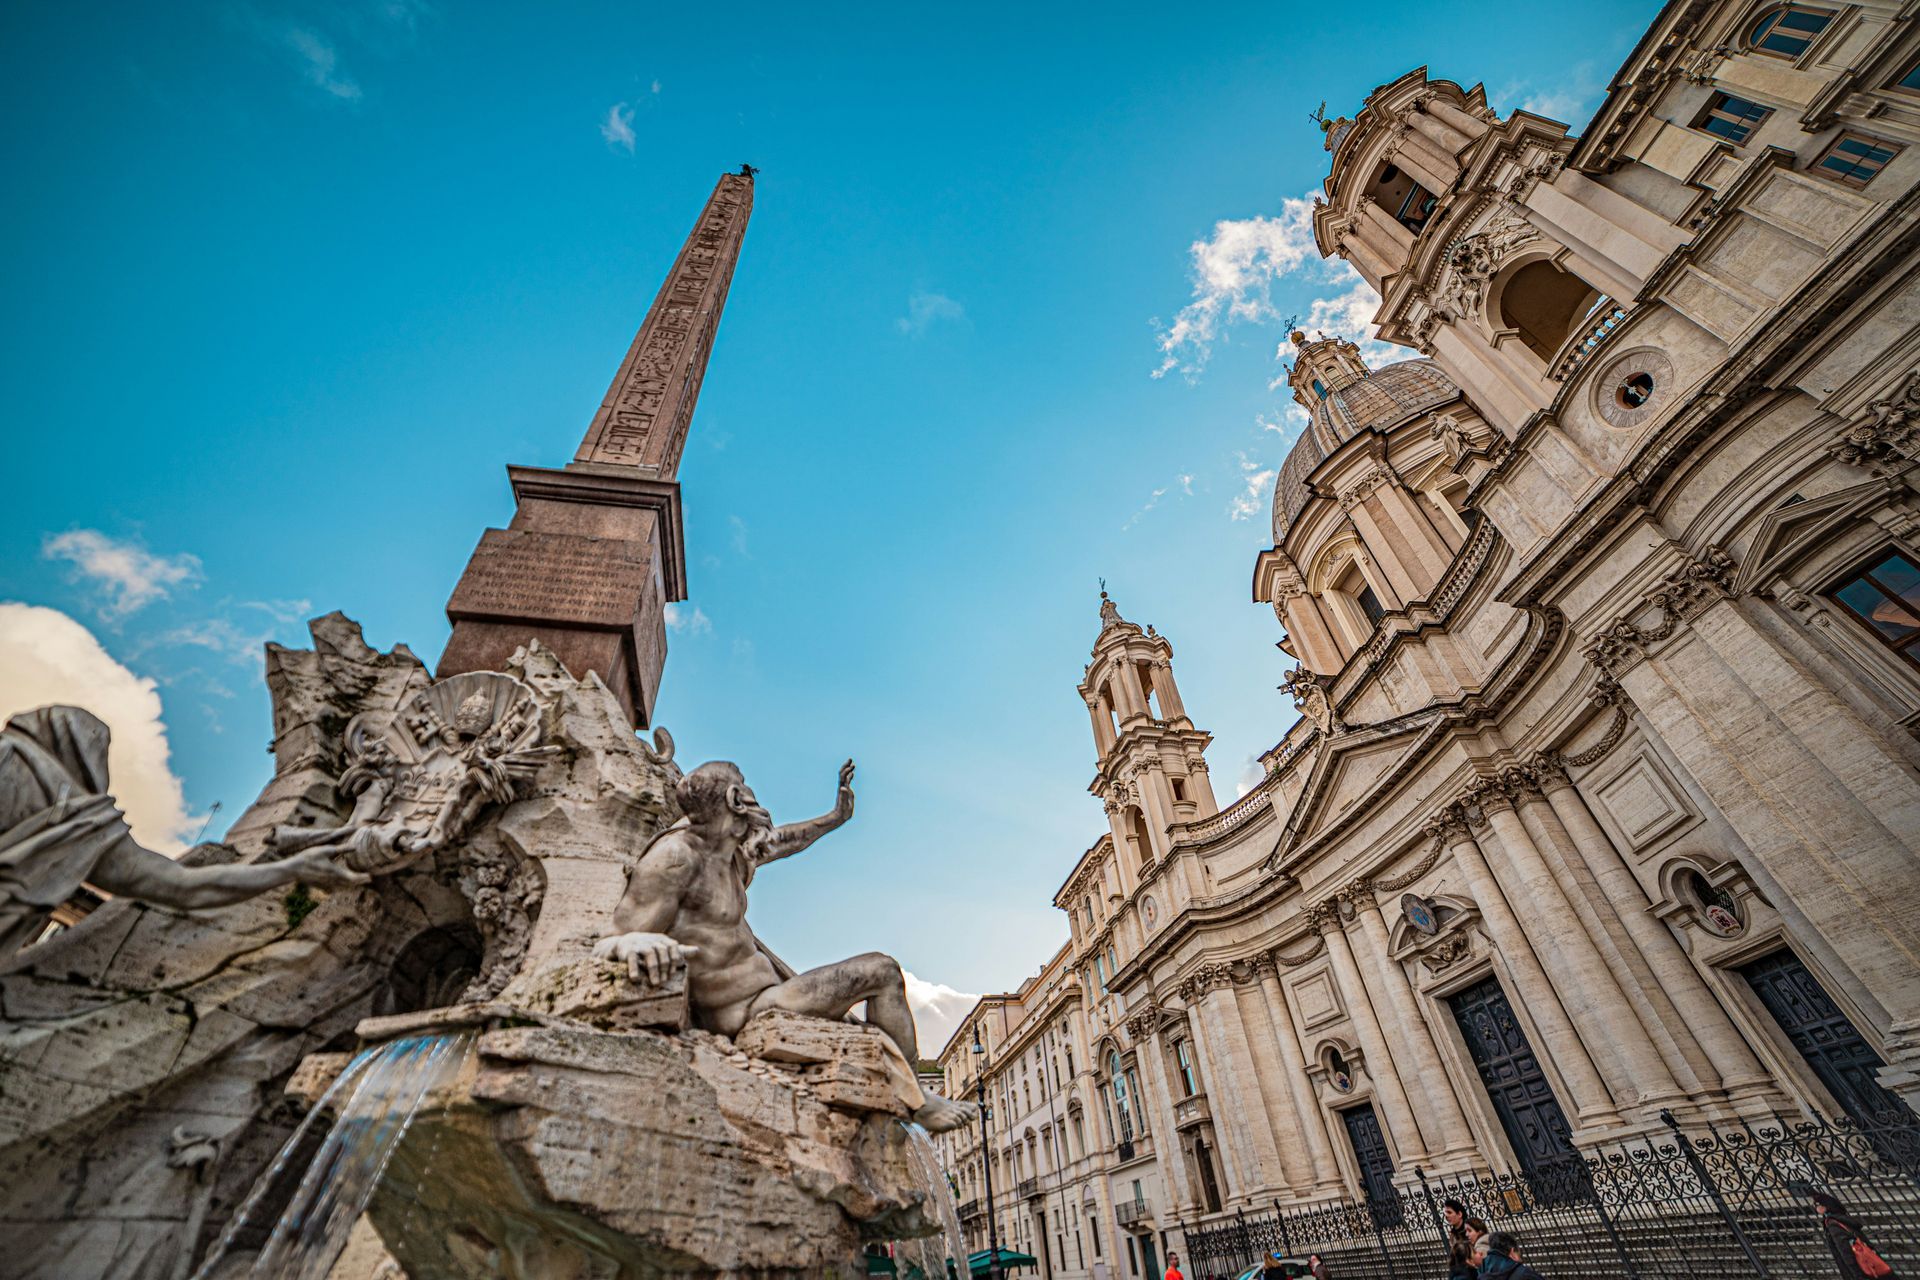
{"left": 937, "top": 0, "right": 1920, "bottom": 1268}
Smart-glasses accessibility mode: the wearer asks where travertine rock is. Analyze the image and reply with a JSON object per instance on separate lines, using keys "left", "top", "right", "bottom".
{"left": 361, "top": 1024, "right": 940, "bottom": 1278}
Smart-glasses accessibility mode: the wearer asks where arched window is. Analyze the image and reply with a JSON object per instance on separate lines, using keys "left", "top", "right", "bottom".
{"left": 1746, "top": 5, "right": 1832, "bottom": 59}
{"left": 1497, "top": 260, "right": 1604, "bottom": 362}
{"left": 1108, "top": 1050, "right": 1135, "bottom": 1140}
{"left": 1312, "top": 378, "right": 1329, "bottom": 399}
{"left": 1365, "top": 162, "right": 1437, "bottom": 233}
{"left": 1123, "top": 806, "right": 1152, "bottom": 869}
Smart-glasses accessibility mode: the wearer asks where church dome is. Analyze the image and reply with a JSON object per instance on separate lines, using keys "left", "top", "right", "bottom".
{"left": 1310, "top": 358, "right": 1459, "bottom": 441}
{"left": 1272, "top": 358, "right": 1461, "bottom": 541}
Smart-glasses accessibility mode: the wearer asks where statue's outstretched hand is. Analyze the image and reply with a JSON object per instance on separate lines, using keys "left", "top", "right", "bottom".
{"left": 835, "top": 758, "right": 855, "bottom": 820}
{"left": 281, "top": 848, "right": 370, "bottom": 891}
{"left": 593, "top": 931, "right": 699, "bottom": 986}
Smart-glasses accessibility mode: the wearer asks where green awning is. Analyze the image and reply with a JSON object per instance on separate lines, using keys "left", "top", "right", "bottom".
{"left": 968, "top": 1248, "right": 1040, "bottom": 1275}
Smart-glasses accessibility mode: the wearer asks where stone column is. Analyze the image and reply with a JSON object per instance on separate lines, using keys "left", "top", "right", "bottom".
{"left": 1503, "top": 774, "right": 1689, "bottom": 1107}
{"left": 1354, "top": 198, "right": 1417, "bottom": 270}
{"left": 1344, "top": 881, "right": 1479, "bottom": 1162}
{"left": 1382, "top": 130, "right": 1454, "bottom": 199}
{"left": 1232, "top": 959, "right": 1314, "bottom": 1193}
{"left": 1150, "top": 659, "right": 1188, "bottom": 723}
{"left": 1087, "top": 696, "right": 1116, "bottom": 756}
{"left": 1108, "top": 656, "right": 1151, "bottom": 723}
{"left": 1179, "top": 981, "right": 1258, "bottom": 1204}
{"left": 1534, "top": 757, "right": 1781, "bottom": 1107}
{"left": 1313, "top": 904, "right": 1428, "bottom": 1164}
{"left": 1438, "top": 812, "right": 1619, "bottom": 1126}
{"left": 1254, "top": 953, "right": 1352, "bottom": 1196}
{"left": 1422, "top": 96, "right": 1487, "bottom": 140}
{"left": 1471, "top": 780, "right": 1670, "bottom": 1111}
{"left": 1332, "top": 226, "right": 1396, "bottom": 289}
{"left": 1130, "top": 1013, "right": 1199, "bottom": 1214}
{"left": 1193, "top": 975, "right": 1289, "bottom": 1201}
{"left": 1410, "top": 101, "right": 1474, "bottom": 151}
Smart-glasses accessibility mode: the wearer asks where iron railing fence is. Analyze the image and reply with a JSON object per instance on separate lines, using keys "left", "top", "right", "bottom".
{"left": 1179, "top": 1109, "right": 1920, "bottom": 1280}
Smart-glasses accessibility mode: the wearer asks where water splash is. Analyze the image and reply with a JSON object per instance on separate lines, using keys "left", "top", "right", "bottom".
{"left": 902, "top": 1121, "right": 967, "bottom": 1279}
{"left": 189, "top": 1033, "right": 472, "bottom": 1280}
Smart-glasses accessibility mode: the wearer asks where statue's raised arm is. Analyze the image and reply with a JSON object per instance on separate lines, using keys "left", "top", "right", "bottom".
{"left": 758, "top": 759, "right": 855, "bottom": 867}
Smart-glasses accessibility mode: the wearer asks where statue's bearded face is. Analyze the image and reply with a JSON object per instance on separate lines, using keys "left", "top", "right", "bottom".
{"left": 728, "top": 782, "right": 774, "bottom": 865}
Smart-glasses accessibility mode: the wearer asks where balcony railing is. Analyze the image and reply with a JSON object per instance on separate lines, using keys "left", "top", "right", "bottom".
{"left": 1552, "top": 303, "right": 1628, "bottom": 381}
{"left": 1018, "top": 1176, "right": 1042, "bottom": 1200}
{"left": 1174, "top": 1091, "right": 1212, "bottom": 1131}
{"left": 1115, "top": 1139, "right": 1136, "bottom": 1162}
{"left": 1117, "top": 1197, "right": 1151, "bottom": 1226}
{"left": 958, "top": 1198, "right": 983, "bottom": 1221}
{"left": 1180, "top": 790, "right": 1273, "bottom": 844}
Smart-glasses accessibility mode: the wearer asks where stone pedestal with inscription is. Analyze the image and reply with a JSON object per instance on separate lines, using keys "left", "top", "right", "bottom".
{"left": 440, "top": 464, "right": 684, "bottom": 732}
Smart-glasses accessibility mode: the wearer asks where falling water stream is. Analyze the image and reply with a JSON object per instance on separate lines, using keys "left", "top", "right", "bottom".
{"left": 899, "top": 1122, "right": 968, "bottom": 1280}
{"left": 189, "top": 1033, "right": 473, "bottom": 1280}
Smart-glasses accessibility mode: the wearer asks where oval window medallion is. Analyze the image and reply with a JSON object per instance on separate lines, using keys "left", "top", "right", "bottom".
{"left": 1595, "top": 348, "right": 1674, "bottom": 429}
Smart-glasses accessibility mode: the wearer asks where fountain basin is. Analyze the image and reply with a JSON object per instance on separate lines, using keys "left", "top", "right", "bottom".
{"left": 339, "top": 1019, "right": 942, "bottom": 1277}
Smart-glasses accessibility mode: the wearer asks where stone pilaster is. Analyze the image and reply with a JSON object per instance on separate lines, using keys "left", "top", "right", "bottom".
{"left": 1532, "top": 758, "right": 1783, "bottom": 1112}
{"left": 1342, "top": 879, "right": 1479, "bottom": 1163}
{"left": 1310, "top": 902, "right": 1429, "bottom": 1165}
{"left": 1436, "top": 808, "right": 1619, "bottom": 1127}
{"left": 1251, "top": 955, "right": 1345, "bottom": 1196}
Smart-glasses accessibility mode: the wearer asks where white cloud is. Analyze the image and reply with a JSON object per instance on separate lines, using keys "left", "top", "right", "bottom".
{"left": 601, "top": 102, "right": 636, "bottom": 152}
{"left": 285, "top": 27, "right": 362, "bottom": 101}
{"left": 0, "top": 603, "right": 197, "bottom": 853}
{"left": 650, "top": 78, "right": 662, "bottom": 95}
{"left": 1234, "top": 755, "right": 1266, "bottom": 799}
{"left": 904, "top": 970, "right": 979, "bottom": 1056}
{"left": 1506, "top": 62, "right": 1608, "bottom": 131}
{"left": 729, "top": 514, "right": 750, "bottom": 558}
{"left": 1229, "top": 452, "right": 1277, "bottom": 522}
{"left": 238, "top": 597, "right": 314, "bottom": 625}
{"left": 663, "top": 602, "right": 712, "bottom": 635}
{"left": 43, "top": 530, "right": 201, "bottom": 618}
{"left": 1153, "top": 196, "right": 1322, "bottom": 380}
{"left": 896, "top": 291, "right": 966, "bottom": 337}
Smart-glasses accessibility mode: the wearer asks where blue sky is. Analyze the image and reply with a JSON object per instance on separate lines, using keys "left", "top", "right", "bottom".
{"left": 0, "top": 0, "right": 1647, "bottom": 1028}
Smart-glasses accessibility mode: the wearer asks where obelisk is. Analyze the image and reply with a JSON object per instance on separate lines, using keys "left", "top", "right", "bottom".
{"left": 437, "top": 168, "right": 753, "bottom": 728}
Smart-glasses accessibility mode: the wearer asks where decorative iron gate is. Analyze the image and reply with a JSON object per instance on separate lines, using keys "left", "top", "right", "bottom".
{"left": 1448, "top": 975, "right": 1576, "bottom": 1177}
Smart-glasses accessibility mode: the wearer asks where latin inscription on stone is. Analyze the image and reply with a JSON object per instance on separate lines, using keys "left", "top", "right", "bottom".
{"left": 447, "top": 529, "right": 654, "bottom": 629}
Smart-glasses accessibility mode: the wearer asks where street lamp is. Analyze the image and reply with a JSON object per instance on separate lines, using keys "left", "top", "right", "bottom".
{"left": 974, "top": 1024, "right": 1003, "bottom": 1280}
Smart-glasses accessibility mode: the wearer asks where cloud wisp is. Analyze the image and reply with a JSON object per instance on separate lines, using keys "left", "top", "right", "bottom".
{"left": 896, "top": 291, "right": 966, "bottom": 337}
{"left": 601, "top": 102, "right": 637, "bottom": 152}
{"left": 1229, "top": 452, "right": 1278, "bottom": 523}
{"left": 43, "top": 530, "right": 202, "bottom": 619}
{"left": 1122, "top": 472, "right": 1195, "bottom": 531}
{"left": 284, "top": 27, "right": 362, "bottom": 100}
{"left": 663, "top": 602, "right": 712, "bottom": 635}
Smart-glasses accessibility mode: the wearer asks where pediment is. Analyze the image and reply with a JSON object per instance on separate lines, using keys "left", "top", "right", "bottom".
{"left": 1280, "top": 719, "right": 1430, "bottom": 852}
{"left": 1735, "top": 480, "right": 1890, "bottom": 594}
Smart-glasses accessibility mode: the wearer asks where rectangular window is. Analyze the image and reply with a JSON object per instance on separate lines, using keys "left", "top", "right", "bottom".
{"left": 1356, "top": 582, "right": 1386, "bottom": 626}
{"left": 1396, "top": 181, "right": 1437, "bottom": 232}
{"left": 1694, "top": 92, "right": 1771, "bottom": 144}
{"left": 1171, "top": 777, "right": 1188, "bottom": 802}
{"left": 1814, "top": 133, "right": 1902, "bottom": 188}
{"left": 1174, "top": 1039, "right": 1197, "bottom": 1096}
{"left": 1898, "top": 58, "right": 1920, "bottom": 94}
{"left": 1831, "top": 551, "right": 1920, "bottom": 666}
{"left": 1127, "top": 1238, "right": 1139, "bottom": 1276}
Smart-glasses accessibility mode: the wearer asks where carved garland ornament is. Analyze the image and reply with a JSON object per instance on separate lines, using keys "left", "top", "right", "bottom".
{"left": 1583, "top": 547, "right": 1736, "bottom": 675}
{"left": 1831, "top": 368, "right": 1920, "bottom": 472}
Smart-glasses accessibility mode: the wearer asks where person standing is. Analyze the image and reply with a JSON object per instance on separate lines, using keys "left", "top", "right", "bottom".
{"left": 1307, "top": 1254, "right": 1329, "bottom": 1280}
{"left": 1811, "top": 1190, "right": 1896, "bottom": 1277}
{"left": 1443, "top": 1199, "right": 1477, "bottom": 1280}
{"left": 1165, "top": 1251, "right": 1184, "bottom": 1280}
{"left": 1476, "top": 1231, "right": 1545, "bottom": 1280}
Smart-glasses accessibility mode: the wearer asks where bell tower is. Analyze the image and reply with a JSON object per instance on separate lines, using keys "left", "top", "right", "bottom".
{"left": 1078, "top": 591, "right": 1217, "bottom": 880}
{"left": 437, "top": 169, "right": 754, "bottom": 729}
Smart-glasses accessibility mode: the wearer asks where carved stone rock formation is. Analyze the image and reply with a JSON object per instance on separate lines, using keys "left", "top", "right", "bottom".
{"left": 355, "top": 1021, "right": 937, "bottom": 1278}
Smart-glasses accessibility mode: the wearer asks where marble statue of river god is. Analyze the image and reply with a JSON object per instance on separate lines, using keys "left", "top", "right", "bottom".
{"left": 595, "top": 758, "right": 978, "bottom": 1133}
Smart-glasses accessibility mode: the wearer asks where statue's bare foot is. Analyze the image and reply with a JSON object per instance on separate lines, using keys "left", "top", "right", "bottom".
{"left": 910, "top": 1091, "right": 980, "bottom": 1134}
